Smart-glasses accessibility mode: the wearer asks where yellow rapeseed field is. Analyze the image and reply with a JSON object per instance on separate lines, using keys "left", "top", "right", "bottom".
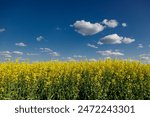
{"left": 0, "top": 59, "right": 150, "bottom": 100}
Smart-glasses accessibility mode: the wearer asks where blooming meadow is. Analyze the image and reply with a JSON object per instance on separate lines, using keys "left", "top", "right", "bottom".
{"left": 0, "top": 59, "right": 150, "bottom": 100}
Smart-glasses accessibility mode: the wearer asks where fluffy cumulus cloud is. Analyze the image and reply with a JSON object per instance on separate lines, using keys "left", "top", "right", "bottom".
{"left": 122, "top": 37, "right": 135, "bottom": 44}
{"left": 122, "top": 23, "right": 127, "bottom": 27}
{"left": 96, "top": 50, "right": 124, "bottom": 56}
{"left": 0, "top": 28, "right": 5, "bottom": 32}
{"left": 87, "top": 43, "right": 98, "bottom": 48}
{"left": 98, "top": 34, "right": 135, "bottom": 45}
{"left": 100, "top": 34, "right": 123, "bottom": 44}
{"left": 71, "top": 19, "right": 128, "bottom": 36}
{"left": 15, "top": 42, "right": 27, "bottom": 47}
{"left": 102, "top": 19, "right": 118, "bottom": 28}
{"left": 71, "top": 20, "right": 105, "bottom": 36}
{"left": 36, "top": 36, "right": 44, "bottom": 41}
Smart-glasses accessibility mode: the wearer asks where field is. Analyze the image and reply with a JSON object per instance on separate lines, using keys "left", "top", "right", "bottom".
{"left": 0, "top": 59, "right": 150, "bottom": 100}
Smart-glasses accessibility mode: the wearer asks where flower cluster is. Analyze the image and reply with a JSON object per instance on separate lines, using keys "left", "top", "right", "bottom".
{"left": 0, "top": 59, "right": 150, "bottom": 100}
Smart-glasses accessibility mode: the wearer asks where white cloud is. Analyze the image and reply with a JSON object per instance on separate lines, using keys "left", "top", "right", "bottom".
{"left": 0, "top": 51, "right": 11, "bottom": 54}
{"left": 73, "top": 55, "right": 86, "bottom": 58}
{"left": 141, "top": 56, "right": 149, "bottom": 60}
{"left": 89, "top": 58, "right": 97, "bottom": 61}
{"left": 96, "top": 50, "right": 124, "bottom": 56}
{"left": 49, "top": 52, "right": 60, "bottom": 57}
{"left": 26, "top": 53, "right": 39, "bottom": 56}
{"left": 102, "top": 19, "right": 118, "bottom": 28}
{"left": 87, "top": 43, "right": 98, "bottom": 48}
{"left": 12, "top": 51, "right": 23, "bottom": 55}
{"left": 138, "top": 44, "right": 143, "bottom": 48}
{"left": 40, "top": 48, "right": 60, "bottom": 57}
{"left": 62, "top": 55, "right": 86, "bottom": 61}
{"left": 0, "top": 51, "right": 23, "bottom": 58}
{"left": 71, "top": 20, "right": 105, "bottom": 36}
{"left": 148, "top": 45, "right": 150, "bottom": 47}
{"left": 100, "top": 34, "right": 123, "bottom": 44}
{"left": 0, "top": 28, "right": 5, "bottom": 32}
{"left": 36, "top": 36, "right": 44, "bottom": 41}
{"left": 139, "top": 54, "right": 150, "bottom": 63}
{"left": 97, "top": 41, "right": 103, "bottom": 45}
{"left": 40, "top": 48, "right": 52, "bottom": 52}
{"left": 15, "top": 42, "right": 27, "bottom": 47}
{"left": 122, "top": 23, "right": 127, "bottom": 27}
{"left": 0, "top": 51, "right": 12, "bottom": 58}
{"left": 122, "top": 37, "right": 135, "bottom": 44}
{"left": 98, "top": 34, "right": 135, "bottom": 44}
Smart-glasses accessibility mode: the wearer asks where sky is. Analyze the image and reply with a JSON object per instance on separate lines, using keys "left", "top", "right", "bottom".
{"left": 0, "top": 0, "right": 150, "bottom": 62}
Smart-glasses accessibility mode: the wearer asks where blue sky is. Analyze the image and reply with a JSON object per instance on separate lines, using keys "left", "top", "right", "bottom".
{"left": 0, "top": 0, "right": 150, "bottom": 62}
